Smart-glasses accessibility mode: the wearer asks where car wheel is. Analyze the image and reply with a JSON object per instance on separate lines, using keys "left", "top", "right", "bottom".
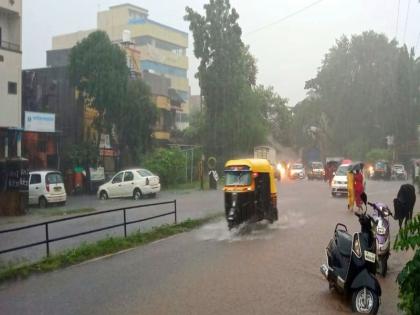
{"left": 133, "top": 189, "right": 143, "bottom": 200}
{"left": 39, "top": 197, "right": 48, "bottom": 208}
{"left": 331, "top": 192, "right": 336, "bottom": 197}
{"left": 100, "top": 191, "right": 108, "bottom": 200}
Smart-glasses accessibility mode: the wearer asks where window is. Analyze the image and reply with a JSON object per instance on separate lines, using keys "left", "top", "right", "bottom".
{"left": 112, "top": 172, "right": 124, "bottom": 184}
{"left": 46, "top": 173, "right": 63, "bottom": 184}
{"left": 124, "top": 171, "right": 134, "bottom": 182}
{"left": 137, "top": 169, "right": 153, "bottom": 177}
{"left": 8, "top": 82, "right": 17, "bottom": 95}
{"left": 30, "top": 174, "right": 41, "bottom": 185}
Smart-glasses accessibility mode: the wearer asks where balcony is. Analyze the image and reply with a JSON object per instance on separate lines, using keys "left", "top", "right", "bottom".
{"left": 0, "top": 40, "right": 20, "bottom": 52}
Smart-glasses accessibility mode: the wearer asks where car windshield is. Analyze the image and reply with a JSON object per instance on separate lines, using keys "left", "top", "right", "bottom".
{"left": 336, "top": 165, "right": 349, "bottom": 176}
{"left": 46, "top": 173, "right": 63, "bottom": 184}
{"left": 393, "top": 165, "right": 404, "bottom": 170}
{"left": 292, "top": 164, "right": 303, "bottom": 169}
{"left": 375, "top": 162, "right": 386, "bottom": 169}
{"left": 312, "top": 162, "right": 323, "bottom": 169}
{"left": 225, "top": 171, "right": 251, "bottom": 186}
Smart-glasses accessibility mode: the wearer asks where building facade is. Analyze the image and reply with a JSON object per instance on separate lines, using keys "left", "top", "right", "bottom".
{"left": 50, "top": 3, "right": 190, "bottom": 135}
{"left": 0, "top": 0, "right": 22, "bottom": 158}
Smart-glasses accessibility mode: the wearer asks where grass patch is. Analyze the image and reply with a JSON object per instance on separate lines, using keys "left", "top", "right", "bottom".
{"left": 27, "top": 207, "right": 95, "bottom": 217}
{"left": 0, "top": 213, "right": 223, "bottom": 284}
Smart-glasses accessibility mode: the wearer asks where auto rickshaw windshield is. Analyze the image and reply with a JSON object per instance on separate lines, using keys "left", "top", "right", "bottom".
{"left": 225, "top": 171, "right": 251, "bottom": 186}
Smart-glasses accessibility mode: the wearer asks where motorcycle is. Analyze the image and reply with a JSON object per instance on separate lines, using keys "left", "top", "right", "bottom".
{"left": 369, "top": 201, "right": 392, "bottom": 277}
{"left": 320, "top": 193, "right": 381, "bottom": 314}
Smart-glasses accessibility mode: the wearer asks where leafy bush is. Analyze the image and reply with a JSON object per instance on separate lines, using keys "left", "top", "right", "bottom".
{"left": 394, "top": 214, "right": 420, "bottom": 315}
{"left": 143, "top": 148, "right": 186, "bottom": 187}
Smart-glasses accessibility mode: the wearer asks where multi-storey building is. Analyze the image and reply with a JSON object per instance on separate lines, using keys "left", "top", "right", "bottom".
{"left": 49, "top": 3, "right": 190, "bottom": 139}
{"left": 0, "top": 0, "right": 22, "bottom": 158}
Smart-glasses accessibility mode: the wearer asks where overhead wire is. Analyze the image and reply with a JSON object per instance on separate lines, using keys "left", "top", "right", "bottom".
{"left": 402, "top": 0, "right": 412, "bottom": 43}
{"left": 244, "top": 0, "right": 326, "bottom": 37}
{"left": 395, "top": 0, "right": 401, "bottom": 39}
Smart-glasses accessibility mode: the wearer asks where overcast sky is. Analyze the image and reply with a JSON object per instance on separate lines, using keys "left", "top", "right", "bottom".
{"left": 23, "top": 0, "right": 420, "bottom": 105}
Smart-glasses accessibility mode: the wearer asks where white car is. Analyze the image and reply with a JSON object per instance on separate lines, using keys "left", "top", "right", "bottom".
{"left": 29, "top": 170, "right": 67, "bottom": 207}
{"left": 288, "top": 163, "right": 306, "bottom": 179}
{"left": 331, "top": 164, "right": 350, "bottom": 197}
{"left": 97, "top": 168, "right": 160, "bottom": 200}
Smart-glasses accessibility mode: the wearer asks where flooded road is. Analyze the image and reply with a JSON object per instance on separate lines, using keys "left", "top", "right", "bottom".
{"left": 0, "top": 179, "right": 413, "bottom": 314}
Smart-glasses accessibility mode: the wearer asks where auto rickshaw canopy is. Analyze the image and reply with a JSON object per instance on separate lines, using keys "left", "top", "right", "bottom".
{"left": 224, "top": 159, "right": 277, "bottom": 193}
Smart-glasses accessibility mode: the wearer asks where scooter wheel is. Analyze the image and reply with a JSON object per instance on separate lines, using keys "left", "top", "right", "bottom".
{"left": 351, "top": 287, "right": 379, "bottom": 314}
{"left": 380, "top": 257, "right": 388, "bottom": 277}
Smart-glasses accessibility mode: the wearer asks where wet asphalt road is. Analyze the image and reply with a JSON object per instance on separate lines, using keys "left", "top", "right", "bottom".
{"left": 0, "top": 179, "right": 415, "bottom": 315}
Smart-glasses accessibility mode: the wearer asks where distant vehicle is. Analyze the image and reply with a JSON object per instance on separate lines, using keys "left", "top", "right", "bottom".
{"left": 372, "top": 160, "right": 390, "bottom": 180}
{"left": 307, "top": 161, "right": 325, "bottom": 180}
{"left": 288, "top": 163, "right": 305, "bottom": 179}
{"left": 97, "top": 168, "right": 160, "bottom": 200}
{"left": 391, "top": 164, "right": 407, "bottom": 180}
{"left": 331, "top": 164, "right": 351, "bottom": 197}
{"left": 29, "top": 170, "right": 67, "bottom": 208}
{"left": 254, "top": 145, "right": 280, "bottom": 180}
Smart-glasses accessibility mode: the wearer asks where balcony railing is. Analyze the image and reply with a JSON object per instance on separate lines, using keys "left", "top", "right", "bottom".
{"left": 0, "top": 40, "right": 20, "bottom": 52}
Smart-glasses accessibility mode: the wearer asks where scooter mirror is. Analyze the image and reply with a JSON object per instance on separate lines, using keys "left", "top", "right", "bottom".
{"left": 361, "top": 192, "right": 367, "bottom": 205}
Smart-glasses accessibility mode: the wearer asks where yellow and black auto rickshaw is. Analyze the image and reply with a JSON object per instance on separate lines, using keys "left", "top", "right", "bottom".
{"left": 224, "top": 159, "right": 278, "bottom": 229}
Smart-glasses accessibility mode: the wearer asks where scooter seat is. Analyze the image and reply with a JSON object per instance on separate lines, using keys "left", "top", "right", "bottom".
{"left": 336, "top": 230, "right": 353, "bottom": 257}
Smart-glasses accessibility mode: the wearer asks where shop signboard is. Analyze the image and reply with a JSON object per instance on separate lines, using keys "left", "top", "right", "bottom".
{"left": 24, "top": 111, "right": 55, "bottom": 132}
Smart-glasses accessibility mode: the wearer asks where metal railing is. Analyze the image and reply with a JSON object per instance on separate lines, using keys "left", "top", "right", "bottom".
{"left": 0, "top": 200, "right": 177, "bottom": 257}
{"left": 0, "top": 40, "right": 20, "bottom": 52}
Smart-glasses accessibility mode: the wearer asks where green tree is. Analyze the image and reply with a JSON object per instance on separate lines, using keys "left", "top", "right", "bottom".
{"left": 69, "top": 31, "right": 129, "bottom": 144}
{"left": 394, "top": 215, "right": 420, "bottom": 314}
{"left": 185, "top": 0, "right": 266, "bottom": 160}
{"left": 143, "top": 148, "right": 186, "bottom": 187}
{"left": 116, "top": 79, "right": 157, "bottom": 167}
{"left": 304, "top": 31, "right": 420, "bottom": 158}
{"left": 255, "top": 85, "right": 292, "bottom": 146}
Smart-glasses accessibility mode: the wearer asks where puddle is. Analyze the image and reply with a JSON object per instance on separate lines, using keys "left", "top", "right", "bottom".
{"left": 197, "top": 209, "right": 306, "bottom": 242}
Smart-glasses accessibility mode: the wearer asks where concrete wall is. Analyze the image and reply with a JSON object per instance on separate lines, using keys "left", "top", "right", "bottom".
{"left": 0, "top": 49, "right": 21, "bottom": 128}
{"left": 0, "top": 0, "right": 21, "bottom": 15}
{"left": 0, "top": 0, "right": 21, "bottom": 128}
{"left": 52, "top": 29, "right": 95, "bottom": 50}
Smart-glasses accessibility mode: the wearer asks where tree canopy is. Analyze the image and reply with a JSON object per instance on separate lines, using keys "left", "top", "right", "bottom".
{"left": 185, "top": 0, "right": 267, "bottom": 160}
{"left": 69, "top": 31, "right": 129, "bottom": 136}
{"left": 304, "top": 31, "right": 420, "bottom": 159}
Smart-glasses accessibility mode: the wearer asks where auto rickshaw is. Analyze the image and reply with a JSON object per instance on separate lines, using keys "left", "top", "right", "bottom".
{"left": 224, "top": 159, "right": 278, "bottom": 229}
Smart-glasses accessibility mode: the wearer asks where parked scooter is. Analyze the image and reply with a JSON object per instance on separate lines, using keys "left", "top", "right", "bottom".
{"left": 368, "top": 201, "right": 392, "bottom": 277}
{"left": 320, "top": 193, "right": 381, "bottom": 314}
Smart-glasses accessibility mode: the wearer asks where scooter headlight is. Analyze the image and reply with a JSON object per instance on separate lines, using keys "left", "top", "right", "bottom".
{"left": 377, "top": 226, "right": 386, "bottom": 235}
{"left": 353, "top": 236, "right": 362, "bottom": 258}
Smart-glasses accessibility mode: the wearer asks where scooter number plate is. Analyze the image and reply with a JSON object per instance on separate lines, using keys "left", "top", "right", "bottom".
{"left": 364, "top": 251, "right": 376, "bottom": 263}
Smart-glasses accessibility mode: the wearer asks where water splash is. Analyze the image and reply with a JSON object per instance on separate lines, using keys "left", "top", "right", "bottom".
{"left": 196, "top": 209, "right": 305, "bottom": 242}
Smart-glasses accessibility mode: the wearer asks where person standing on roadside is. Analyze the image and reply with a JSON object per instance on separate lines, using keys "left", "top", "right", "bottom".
{"left": 354, "top": 168, "right": 365, "bottom": 209}
{"left": 347, "top": 169, "right": 355, "bottom": 211}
